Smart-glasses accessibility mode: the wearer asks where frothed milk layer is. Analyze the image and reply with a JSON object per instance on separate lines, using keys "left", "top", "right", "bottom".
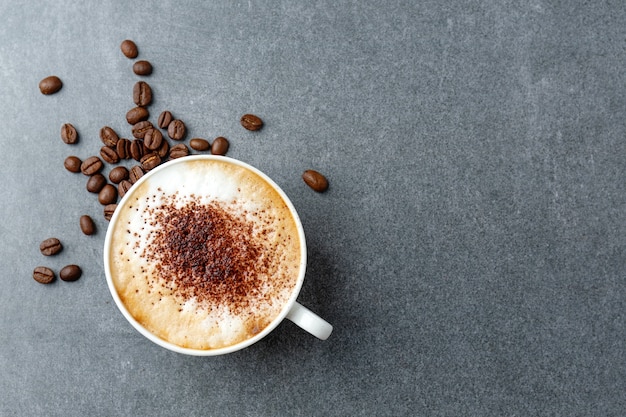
{"left": 108, "top": 159, "right": 302, "bottom": 350}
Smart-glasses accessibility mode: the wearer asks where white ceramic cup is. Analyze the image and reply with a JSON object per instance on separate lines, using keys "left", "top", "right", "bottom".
{"left": 103, "top": 155, "right": 332, "bottom": 356}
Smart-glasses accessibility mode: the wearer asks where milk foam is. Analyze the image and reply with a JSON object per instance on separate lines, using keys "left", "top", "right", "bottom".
{"left": 108, "top": 159, "right": 302, "bottom": 350}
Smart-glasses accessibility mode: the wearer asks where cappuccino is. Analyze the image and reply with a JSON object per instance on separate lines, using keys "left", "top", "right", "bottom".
{"left": 107, "top": 157, "right": 303, "bottom": 350}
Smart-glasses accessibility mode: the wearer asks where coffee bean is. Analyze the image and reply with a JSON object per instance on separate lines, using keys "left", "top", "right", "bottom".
{"left": 302, "top": 170, "right": 329, "bottom": 192}
{"left": 79, "top": 215, "right": 96, "bottom": 235}
{"left": 100, "top": 126, "right": 119, "bottom": 147}
{"left": 104, "top": 204, "right": 117, "bottom": 221}
{"left": 157, "top": 111, "right": 173, "bottom": 129}
{"left": 133, "top": 60, "right": 153, "bottom": 76}
{"left": 64, "top": 156, "right": 82, "bottom": 173}
{"left": 118, "top": 180, "right": 132, "bottom": 198}
{"left": 126, "top": 106, "right": 149, "bottom": 125}
{"left": 81, "top": 156, "right": 104, "bottom": 176}
{"left": 144, "top": 128, "right": 163, "bottom": 150}
{"left": 116, "top": 138, "right": 131, "bottom": 159}
{"left": 39, "top": 76, "right": 63, "bottom": 95}
{"left": 59, "top": 265, "right": 82, "bottom": 282}
{"left": 133, "top": 81, "right": 152, "bottom": 107}
{"left": 211, "top": 136, "right": 229, "bottom": 156}
{"left": 167, "top": 119, "right": 186, "bottom": 140}
{"left": 156, "top": 138, "right": 170, "bottom": 158}
{"left": 86, "top": 173, "right": 107, "bottom": 193}
{"left": 40, "top": 238, "right": 62, "bottom": 256}
{"left": 100, "top": 146, "right": 120, "bottom": 164}
{"left": 240, "top": 114, "right": 263, "bottom": 131}
{"left": 190, "top": 138, "right": 210, "bottom": 151}
{"left": 140, "top": 152, "right": 161, "bottom": 171}
{"left": 169, "top": 143, "right": 189, "bottom": 159}
{"left": 120, "top": 39, "right": 138, "bottom": 58}
{"left": 130, "top": 139, "right": 145, "bottom": 161}
{"left": 131, "top": 120, "right": 153, "bottom": 139}
{"left": 98, "top": 184, "right": 118, "bottom": 205}
{"left": 33, "top": 266, "right": 55, "bottom": 284}
{"left": 60, "top": 123, "right": 78, "bottom": 144}
{"left": 109, "top": 166, "right": 129, "bottom": 184}
{"left": 129, "top": 165, "right": 144, "bottom": 184}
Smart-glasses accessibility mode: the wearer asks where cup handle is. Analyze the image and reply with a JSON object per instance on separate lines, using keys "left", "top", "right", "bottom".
{"left": 285, "top": 302, "right": 333, "bottom": 340}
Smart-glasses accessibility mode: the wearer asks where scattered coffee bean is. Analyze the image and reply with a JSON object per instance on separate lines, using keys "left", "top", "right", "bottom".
{"left": 104, "top": 204, "right": 117, "bottom": 221}
{"left": 189, "top": 138, "right": 210, "bottom": 151}
{"left": 302, "top": 170, "right": 329, "bottom": 192}
{"left": 86, "top": 173, "right": 107, "bottom": 193}
{"left": 33, "top": 266, "right": 55, "bottom": 284}
{"left": 211, "top": 136, "right": 229, "bottom": 155}
{"left": 60, "top": 123, "right": 78, "bottom": 144}
{"left": 131, "top": 120, "right": 153, "bottom": 139}
{"left": 240, "top": 114, "right": 263, "bottom": 131}
{"left": 116, "top": 138, "right": 131, "bottom": 159}
{"left": 156, "top": 139, "right": 170, "bottom": 158}
{"left": 118, "top": 180, "right": 132, "bottom": 198}
{"left": 79, "top": 215, "right": 96, "bottom": 236}
{"left": 126, "top": 106, "right": 149, "bottom": 125}
{"left": 98, "top": 184, "right": 118, "bottom": 205}
{"left": 109, "top": 166, "right": 129, "bottom": 184}
{"left": 60, "top": 264, "right": 82, "bottom": 282}
{"left": 169, "top": 143, "right": 189, "bottom": 159}
{"left": 130, "top": 139, "right": 145, "bottom": 161}
{"left": 133, "top": 60, "right": 153, "bottom": 76}
{"left": 64, "top": 156, "right": 82, "bottom": 173}
{"left": 157, "top": 110, "right": 173, "bottom": 129}
{"left": 133, "top": 81, "right": 152, "bottom": 107}
{"left": 39, "top": 75, "right": 63, "bottom": 95}
{"left": 100, "top": 126, "right": 119, "bottom": 147}
{"left": 140, "top": 152, "right": 161, "bottom": 171}
{"left": 167, "top": 119, "right": 186, "bottom": 140}
{"left": 129, "top": 165, "right": 144, "bottom": 183}
{"left": 80, "top": 156, "right": 104, "bottom": 176}
{"left": 100, "top": 146, "right": 120, "bottom": 164}
{"left": 120, "top": 39, "right": 138, "bottom": 59}
{"left": 40, "top": 238, "right": 62, "bottom": 256}
{"left": 144, "top": 128, "right": 163, "bottom": 150}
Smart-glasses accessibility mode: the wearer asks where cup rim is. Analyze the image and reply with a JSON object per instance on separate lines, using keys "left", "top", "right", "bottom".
{"left": 103, "top": 155, "right": 307, "bottom": 356}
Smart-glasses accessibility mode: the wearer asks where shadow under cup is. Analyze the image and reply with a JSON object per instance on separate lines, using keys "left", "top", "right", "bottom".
{"left": 103, "top": 155, "right": 332, "bottom": 356}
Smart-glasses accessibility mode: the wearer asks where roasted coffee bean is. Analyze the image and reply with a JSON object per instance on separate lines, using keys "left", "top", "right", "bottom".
{"left": 131, "top": 120, "right": 153, "bottom": 139}
{"left": 64, "top": 156, "right": 82, "bottom": 173}
{"left": 169, "top": 143, "right": 189, "bottom": 159}
{"left": 79, "top": 215, "right": 96, "bottom": 235}
{"left": 109, "top": 166, "right": 129, "bottom": 184}
{"left": 39, "top": 75, "right": 63, "bottom": 95}
{"left": 100, "top": 146, "right": 120, "bottom": 164}
{"left": 126, "top": 106, "right": 149, "bottom": 125}
{"left": 118, "top": 180, "right": 132, "bottom": 198}
{"left": 60, "top": 123, "right": 78, "bottom": 144}
{"left": 140, "top": 152, "right": 161, "bottom": 171}
{"left": 116, "top": 138, "right": 131, "bottom": 159}
{"left": 86, "top": 173, "right": 107, "bottom": 193}
{"left": 60, "top": 265, "right": 82, "bottom": 282}
{"left": 98, "top": 184, "right": 118, "bottom": 205}
{"left": 211, "top": 136, "right": 229, "bottom": 155}
{"left": 100, "top": 126, "right": 119, "bottom": 147}
{"left": 120, "top": 39, "right": 138, "bottom": 58}
{"left": 189, "top": 138, "right": 210, "bottom": 151}
{"left": 40, "top": 238, "right": 62, "bottom": 256}
{"left": 157, "top": 110, "right": 173, "bottom": 129}
{"left": 104, "top": 204, "right": 117, "bottom": 221}
{"left": 167, "top": 119, "right": 186, "bottom": 140}
{"left": 302, "top": 170, "right": 329, "bottom": 192}
{"left": 33, "top": 266, "right": 55, "bottom": 284}
{"left": 81, "top": 156, "right": 104, "bottom": 176}
{"left": 130, "top": 139, "right": 145, "bottom": 161}
{"left": 129, "top": 165, "right": 144, "bottom": 183}
{"left": 156, "top": 139, "right": 170, "bottom": 158}
{"left": 240, "top": 114, "right": 263, "bottom": 131}
{"left": 133, "top": 60, "right": 153, "bottom": 76}
{"left": 133, "top": 81, "right": 152, "bottom": 107}
{"left": 144, "top": 128, "right": 163, "bottom": 150}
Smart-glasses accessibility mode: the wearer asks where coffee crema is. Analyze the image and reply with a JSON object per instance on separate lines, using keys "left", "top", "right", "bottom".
{"left": 108, "top": 158, "right": 302, "bottom": 350}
